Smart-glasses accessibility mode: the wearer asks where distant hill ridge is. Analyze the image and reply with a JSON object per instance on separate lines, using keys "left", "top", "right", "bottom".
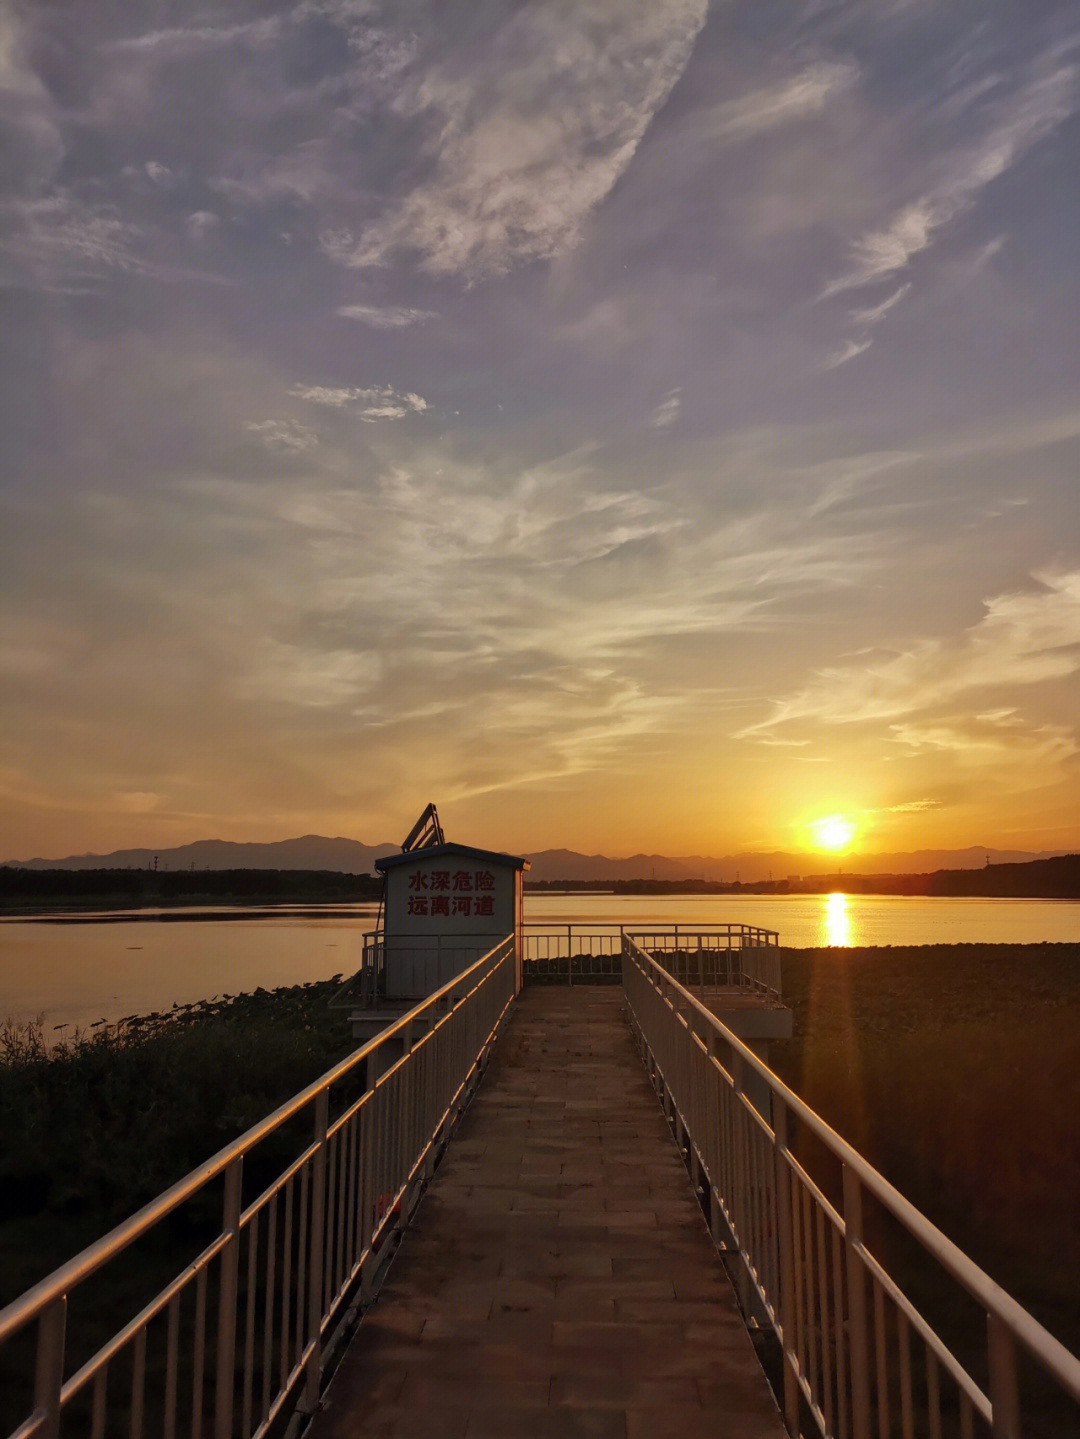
{"left": 4, "top": 835, "right": 1065, "bottom": 882}
{"left": 4, "top": 835, "right": 399, "bottom": 873}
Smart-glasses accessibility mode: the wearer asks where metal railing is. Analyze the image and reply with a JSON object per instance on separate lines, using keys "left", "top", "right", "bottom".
{"left": 522, "top": 925, "right": 623, "bottom": 983}
{"left": 626, "top": 925, "right": 782, "bottom": 1000}
{"left": 334, "top": 923, "right": 782, "bottom": 995}
{"left": 520, "top": 923, "right": 781, "bottom": 990}
{"left": 331, "top": 932, "right": 384, "bottom": 1008}
{"left": 339, "top": 931, "right": 525, "bottom": 1005}
{"left": 0, "top": 937, "right": 517, "bottom": 1439}
{"left": 339, "top": 926, "right": 630, "bottom": 993}
{"left": 621, "top": 934, "right": 1080, "bottom": 1438}
{"left": 334, "top": 936, "right": 506, "bottom": 1005}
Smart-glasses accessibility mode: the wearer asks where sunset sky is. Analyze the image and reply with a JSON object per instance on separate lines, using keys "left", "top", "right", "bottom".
{"left": 2, "top": 0, "right": 1079, "bottom": 862}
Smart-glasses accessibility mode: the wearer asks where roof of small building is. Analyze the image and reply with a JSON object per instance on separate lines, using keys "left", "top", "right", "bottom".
{"left": 375, "top": 842, "right": 530, "bottom": 872}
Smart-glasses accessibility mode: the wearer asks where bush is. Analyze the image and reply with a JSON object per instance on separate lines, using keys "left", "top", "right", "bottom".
{"left": 0, "top": 980, "right": 357, "bottom": 1301}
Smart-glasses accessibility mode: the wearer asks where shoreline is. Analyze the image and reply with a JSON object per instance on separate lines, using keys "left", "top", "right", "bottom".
{"left": 4, "top": 893, "right": 1079, "bottom": 921}
{"left": 1, "top": 904, "right": 378, "bottom": 922}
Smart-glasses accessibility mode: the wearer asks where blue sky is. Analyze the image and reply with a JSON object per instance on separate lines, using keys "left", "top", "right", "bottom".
{"left": 2, "top": 0, "right": 1079, "bottom": 859}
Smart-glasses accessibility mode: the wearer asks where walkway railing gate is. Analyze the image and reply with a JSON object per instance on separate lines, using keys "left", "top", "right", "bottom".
{"left": 622, "top": 933, "right": 1080, "bottom": 1438}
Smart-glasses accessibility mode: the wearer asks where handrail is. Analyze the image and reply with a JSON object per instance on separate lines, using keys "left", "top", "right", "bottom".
{"left": 0, "top": 939, "right": 509, "bottom": 1340}
{"left": 626, "top": 938, "right": 1075, "bottom": 1357}
{"left": 519, "top": 924, "right": 781, "bottom": 986}
{"left": 621, "top": 934, "right": 1080, "bottom": 1434}
{"left": 624, "top": 927, "right": 783, "bottom": 1001}
{"left": 0, "top": 935, "right": 518, "bottom": 1438}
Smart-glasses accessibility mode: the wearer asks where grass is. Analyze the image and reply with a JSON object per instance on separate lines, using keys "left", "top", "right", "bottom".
{"left": 767, "top": 943, "right": 1080, "bottom": 1411}
{"left": 0, "top": 980, "right": 366, "bottom": 1436}
{"left": 0, "top": 980, "right": 358, "bottom": 1306}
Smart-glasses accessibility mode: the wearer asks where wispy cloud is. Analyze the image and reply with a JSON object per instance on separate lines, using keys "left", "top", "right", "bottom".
{"left": 244, "top": 419, "right": 318, "bottom": 455}
{"left": 1, "top": 196, "right": 145, "bottom": 290}
{"left": 101, "top": 19, "right": 282, "bottom": 57}
{"left": 849, "top": 282, "right": 911, "bottom": 325}
{"left": 739, "top": 570, "right": 1080, "bottom": 736}
{"left": 324, "top": 0, "right": 709, "bottom": 278}
{"left": 289, "top": 385, "right": 427, "bottom": 421}
{"left": 889, "top": 714, "right": 1077, "bottom": 774}
{"left": 825, "top": 47, "right": 1078, "bottom": 295}
{"left": 236, "top": 640, "right": 382, "bottom": 709}
{"left": 824, "top": 338, "right": 872, "bottom": 370}
{"left": 1, "top": 192, "right": 231, "bottom": 292}
{"left": 186, "top": 210, "right": 219, "bottom": 243}
{"left": 651, "top": 389, "right": 682, "bottom": 429}
{"left": 3, "top": 1, "right": 1079, "bottom": 855}
{"left": 336, "top": 304, "right": 438, "bottom": 329}
{"left": 712, "top": 60, "right": 859, "bottom": 139}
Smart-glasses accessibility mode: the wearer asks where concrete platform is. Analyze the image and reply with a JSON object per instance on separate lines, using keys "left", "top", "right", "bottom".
{"left": 694, "top": 988, "right": 794, "bottom": 1052}
{"left": 305, "top": 986, "right": 786, "bottom": 1439}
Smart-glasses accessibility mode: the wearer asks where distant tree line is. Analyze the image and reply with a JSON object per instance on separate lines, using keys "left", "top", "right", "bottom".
{"left": 524, "top": 879, "right": 613, "bottom": 891}
{"left": 924, "top": 854, "right": 1080, "bottom": 899}
{"left": 0, "top": 867, "right": 382, "bottom": 910}
{"left": 526, "top": 854, "right": 1080, "bottom": 900}
{"left": 4, "top": 854, "right": 1076, "bottom": 910}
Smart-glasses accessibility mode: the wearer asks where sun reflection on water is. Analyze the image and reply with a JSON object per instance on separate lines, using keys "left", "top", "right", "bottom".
{"left": 824, "top": 891, "right": 852, "bottom": 947}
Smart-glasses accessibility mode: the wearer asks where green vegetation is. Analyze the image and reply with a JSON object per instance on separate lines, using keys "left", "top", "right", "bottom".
{"left": 0, "top": 980, "right": 358, "bottom": 1307}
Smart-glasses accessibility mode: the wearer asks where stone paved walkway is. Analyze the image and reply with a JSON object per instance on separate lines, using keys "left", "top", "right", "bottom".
{"left": 306, "top": 985, "right": 787, "bottom": 1439}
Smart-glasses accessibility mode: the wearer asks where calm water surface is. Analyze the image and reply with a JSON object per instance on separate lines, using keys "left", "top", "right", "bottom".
{"left": 1, "top": 893, "right": 1077, "bottom": 1031}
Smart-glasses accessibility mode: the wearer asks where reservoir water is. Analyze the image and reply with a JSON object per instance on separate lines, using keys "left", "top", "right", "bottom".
{"left": 1, "top": 892, "right": 1077, "bottom": 1032}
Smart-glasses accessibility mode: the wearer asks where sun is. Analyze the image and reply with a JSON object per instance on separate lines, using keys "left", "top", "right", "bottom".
{"left": 810, "top": 814, "right": 857, "bottom": 853}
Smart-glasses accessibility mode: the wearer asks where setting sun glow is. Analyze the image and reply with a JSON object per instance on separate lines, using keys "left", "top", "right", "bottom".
{"left": 824, "top": 892, "right": 853, "bottom": 947}
{"left": 811, "top": 815, "right": 857, "bottom": 853}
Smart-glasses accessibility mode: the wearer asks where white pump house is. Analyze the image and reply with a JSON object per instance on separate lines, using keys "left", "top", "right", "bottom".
{"left": 376, "top": 840, "right": 528, "bottom": 1000}
{"left": 342, "top": 805, "right": 528, "bottom": 1050}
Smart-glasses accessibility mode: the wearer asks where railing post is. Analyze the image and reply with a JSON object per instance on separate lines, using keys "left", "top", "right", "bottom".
{"left": 305, "top": 1089, "right": 330, "bottom": 1411}
{"left": 214, "top": 1156, "right": 243, "bottom": 1439}
{"left": 705, "top": 1032, "right": 724, "bottom": 1247}
{"left": 843, "top": 1164, "right": 873, "bottom": 1439}
{"left": 988, "top": 1313, "right": 1021, "bottom": 1438}
{"left": 773, "top": 1105, "right": 800, "bottom": 1434}
{"left": 33, "top": 1295, "right": 66, "bottom": 1439}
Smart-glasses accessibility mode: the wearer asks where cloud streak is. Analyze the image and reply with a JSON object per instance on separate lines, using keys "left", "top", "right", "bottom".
{"left": 244, "top": 419, "right": 318, "bottom": 455}
{"left": 651, "top": 389, "right": 682, "bottom": 428}
{"left": 289, "top": 385, "right": 428, "bottom": 421}
{"left": 739, "top": 571, "right": 1080, "bottom": 736}
{"left": 324, "top": 0, "right": 710, "bottom": 278}
{"left": 336, "top": 304, "right": 438, "bottom": 329}
{"left": 100, "top": 19, "right": 282, "bottom": 57}
{"left": 849, "top": 283, "right": 911, "bottom": 326}
{"left": 712, "top": 60, "right": 859, "bottom": 139}
{"left": 824, "top": 338, "right": 872, "bottom": 371}
{"left": 825, "top": 46, "right": 1079, "bottom": 296}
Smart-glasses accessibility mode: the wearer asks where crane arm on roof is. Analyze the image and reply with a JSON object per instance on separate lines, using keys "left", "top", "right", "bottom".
{"left": 401, "top": 803, "right": 445, "bottom": 852}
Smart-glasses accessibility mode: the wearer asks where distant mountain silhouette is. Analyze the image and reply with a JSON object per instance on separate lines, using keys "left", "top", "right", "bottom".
{"left": 520, "top": 850, "right": 694, "bottom": 883}
{"left": 4, "top": 835, "right": 1062, "bottom": 881}
{"left": 5, "top": 835, "right": 398, "bottom": 874}
{"left": 522, "top": 845, "right": 1062, "bottom": 883}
